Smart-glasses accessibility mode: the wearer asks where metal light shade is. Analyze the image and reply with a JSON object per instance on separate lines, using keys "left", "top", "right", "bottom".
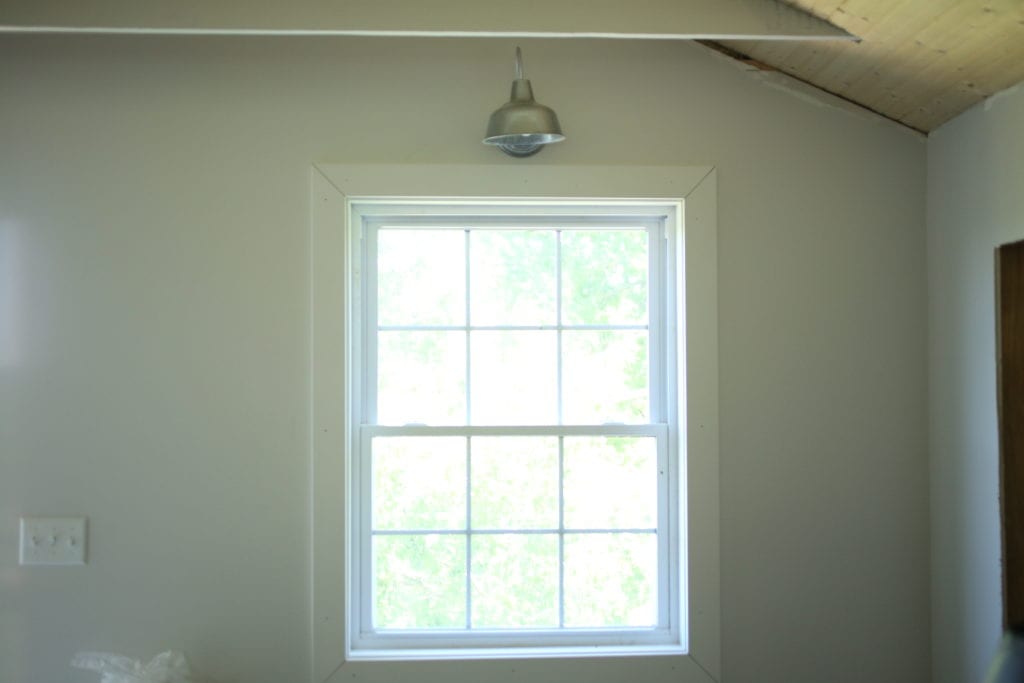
{"left": 484, "top": 49, "right": 564, "bottom": 158}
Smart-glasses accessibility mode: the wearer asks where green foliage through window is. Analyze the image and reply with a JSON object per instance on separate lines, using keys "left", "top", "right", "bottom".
{"left": 363, "top": 217, "right": 670, "bottom": 638}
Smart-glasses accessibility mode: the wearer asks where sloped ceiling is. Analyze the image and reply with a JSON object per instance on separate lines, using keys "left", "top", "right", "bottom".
{"left": 718, "top": 0, "right": 1024, "bottom": 133}
{"left": 4, "top": 0, "right": 1021, "bottom": 133}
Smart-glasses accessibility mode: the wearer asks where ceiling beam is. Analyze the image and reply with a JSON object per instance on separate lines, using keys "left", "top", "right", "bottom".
{"left": 0, "top": 0, "right": 856, "bottom": 40}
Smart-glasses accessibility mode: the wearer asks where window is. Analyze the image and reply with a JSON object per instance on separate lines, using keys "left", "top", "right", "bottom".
{"left": 348, "top": 201, "right": 682, "bottom": 657}
{"left": 311, "top": 163, "right": 719, "bottom": 679}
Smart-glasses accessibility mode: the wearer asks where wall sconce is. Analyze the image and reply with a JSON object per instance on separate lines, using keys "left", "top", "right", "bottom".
{"left": 483, "top": 47, "right": 565, "bottom": 158}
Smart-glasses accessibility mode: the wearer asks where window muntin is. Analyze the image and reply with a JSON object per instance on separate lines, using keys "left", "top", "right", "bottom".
{"left": 350, "top": 204, "right": 681, "bottom": 656}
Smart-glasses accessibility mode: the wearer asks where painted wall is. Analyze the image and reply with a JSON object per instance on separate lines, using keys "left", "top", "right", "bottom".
{"left": 0, "top": 35, "right": 928, "bottom": 683}
{"left": 928, "top": 82, "right": 1024, "bottom": 683}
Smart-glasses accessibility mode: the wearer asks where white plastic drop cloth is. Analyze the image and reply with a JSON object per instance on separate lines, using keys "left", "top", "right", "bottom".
{"left": 71, "top": 650, "right": 203, "bottom": 683}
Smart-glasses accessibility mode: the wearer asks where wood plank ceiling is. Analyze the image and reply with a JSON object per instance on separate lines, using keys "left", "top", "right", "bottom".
{"left": 717, "top": 0, "right": 1024, "bottom": 133}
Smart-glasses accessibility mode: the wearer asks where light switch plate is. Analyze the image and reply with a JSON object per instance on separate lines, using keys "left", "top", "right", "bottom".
{"left": 19, "top": 517, "right": 87, "bottom": 565}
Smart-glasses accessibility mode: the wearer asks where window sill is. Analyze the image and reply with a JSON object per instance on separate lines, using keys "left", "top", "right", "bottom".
{"left": 347, "top": 643, "right": 688, "bottom": 662}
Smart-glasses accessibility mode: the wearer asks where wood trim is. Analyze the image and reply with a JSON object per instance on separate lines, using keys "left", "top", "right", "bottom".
{"left": 997, "top": 239, "right": 1024, "bottom": 628}
{"left": 311, "top": 164, "right": 719, "bottom": 681}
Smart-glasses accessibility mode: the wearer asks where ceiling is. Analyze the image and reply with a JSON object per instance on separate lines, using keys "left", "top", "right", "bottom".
{"left": 4, "top": 0, "right": 1021, "bottom": 134}
{"left": 716, "top": 0, "right": 1024, "bottom": 133}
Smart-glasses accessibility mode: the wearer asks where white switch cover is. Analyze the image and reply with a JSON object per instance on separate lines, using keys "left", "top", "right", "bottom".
{"left": 19, "top": 517, "right": 87, "bottom": 565}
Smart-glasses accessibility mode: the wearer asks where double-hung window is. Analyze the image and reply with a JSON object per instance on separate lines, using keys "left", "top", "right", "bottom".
{"left": 348, "top": 200, "right": 684, "bottom": 658}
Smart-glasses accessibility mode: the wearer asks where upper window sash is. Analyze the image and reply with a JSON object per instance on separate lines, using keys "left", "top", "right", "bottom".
{"left": 356, "top": 210, "right": 672, "bottom": 428}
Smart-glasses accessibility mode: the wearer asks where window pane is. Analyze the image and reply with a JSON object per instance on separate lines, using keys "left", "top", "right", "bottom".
{"left": 378, "top": 331, "right": 465, "bottom": 425}
{"left": 563, "top": 533, "right": 657, "bottom": 627}
{"left": 372, "top": 436, "right": 466, "bottom": 530}
{"left": 471, "top": 437, "right": 558, "bottom": 529}
{"left": 470, "top": 331, "right": 557, "bottom": 424}
{"left": 563, "top": 436, "right": 658, "bottom": 529}
{"left": 469, "top": 230, "right": 556, "bottom": 326}
{"left": 378, "top": 229, "right": 464, "bottom": 326}
{"left": 374, "top": 534, "right": 466, "bottom": 629}
{"left": 561, "top": 230, "right": 648, "bottom": 325}
{"left": 471, "top": 534, "right": 559, "bottom": 628}
{"left": 562, "top": 330, "right": 648, "bottom": 423}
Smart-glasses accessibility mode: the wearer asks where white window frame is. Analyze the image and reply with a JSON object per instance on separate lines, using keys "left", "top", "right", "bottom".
{"left": 311, "top": 164, "right": 719, "bottom": 682}
{"left": 351, "top": 204, "right": 677, "bottom": 655}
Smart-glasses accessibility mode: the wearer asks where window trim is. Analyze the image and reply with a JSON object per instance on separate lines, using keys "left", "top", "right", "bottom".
{"left": 311, "top": 164, "right": 719, "bottom": 682}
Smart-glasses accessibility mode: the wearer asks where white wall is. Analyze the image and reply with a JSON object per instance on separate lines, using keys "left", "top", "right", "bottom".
{"left": 928, "top": 82, "right": 1024, "bottom": 683}
{"left": 0, "top": 35, "right": 928, "bottom": 683}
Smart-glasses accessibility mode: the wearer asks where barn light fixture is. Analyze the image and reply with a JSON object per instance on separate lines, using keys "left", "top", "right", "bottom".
{"left": 483, "top": 47, "right": 565, "bottom": 158}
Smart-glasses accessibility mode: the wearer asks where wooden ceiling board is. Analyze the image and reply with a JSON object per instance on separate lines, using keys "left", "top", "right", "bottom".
{"left": 741, "top": 3, "right": 961, "bottom": 89}
{"left": 720, "top": 0, "right": 1024, "bottom": 132}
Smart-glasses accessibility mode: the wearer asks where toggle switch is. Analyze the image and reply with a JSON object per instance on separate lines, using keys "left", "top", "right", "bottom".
{"left": 19, "top": 517, "right": 87, "bottom": 565}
